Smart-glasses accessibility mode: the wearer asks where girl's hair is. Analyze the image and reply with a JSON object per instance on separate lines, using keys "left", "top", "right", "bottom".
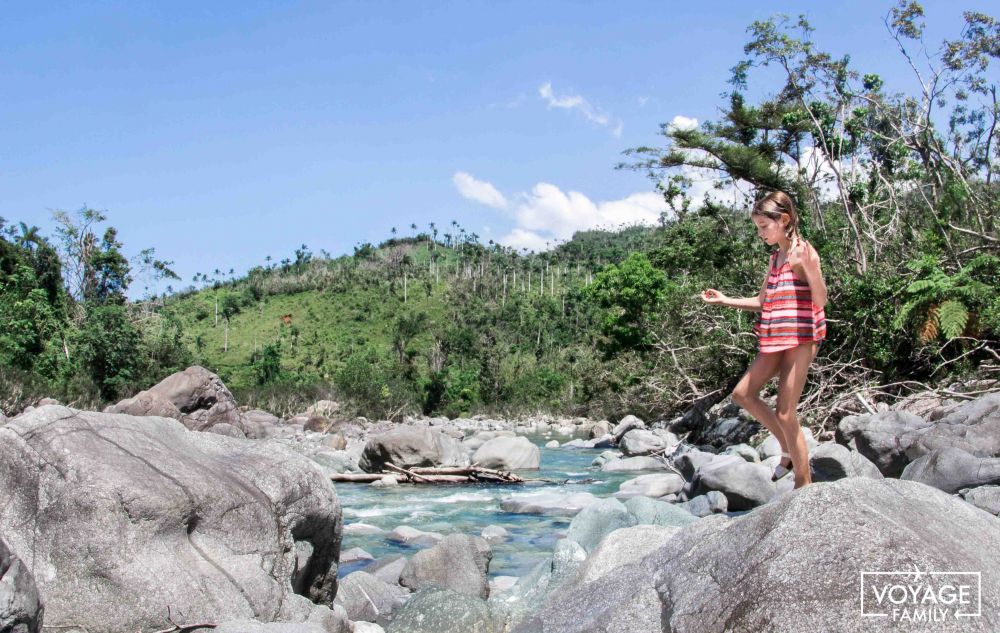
{"left": 751, "top": 191, "right": 799, "bottom": 240}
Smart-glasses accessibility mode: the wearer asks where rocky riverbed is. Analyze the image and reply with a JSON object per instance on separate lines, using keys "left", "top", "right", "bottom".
{"left": 2, "top": 365, "right": 1000, "bottom": 632}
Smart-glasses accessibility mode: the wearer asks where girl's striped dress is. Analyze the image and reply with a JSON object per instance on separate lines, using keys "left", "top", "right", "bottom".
{"left": 753, "top": 246, "right": 827, "bottom": 353}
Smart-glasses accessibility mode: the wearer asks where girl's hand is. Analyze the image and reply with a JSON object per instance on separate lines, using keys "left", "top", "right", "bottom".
{"left": 786, "top": 236, "right": 815, "bottom": 275}
{"left": 701, "top": 288, "right": 727, "bottom": 305}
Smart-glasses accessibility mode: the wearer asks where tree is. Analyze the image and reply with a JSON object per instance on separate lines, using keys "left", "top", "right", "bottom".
{"left": 584, "top": 252, "right": 668, "bottom": 355}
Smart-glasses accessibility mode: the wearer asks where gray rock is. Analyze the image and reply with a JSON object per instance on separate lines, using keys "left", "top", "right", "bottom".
{"left": 722, "top": 443, "right": 759, "bottom": 462}
{"left": 600, "top": 456, "right": 668, "bottom": 472}
{"left": 591, "top": 450, "right": 622, "bottom": 468}
{"left": 481, "top": 525, "right": 508, "bottom": 543}
{"left": 615, "top": 473, "right": 685, "bottom": 499}
{"left": 334, "top": 571, "right": 408, "bottom": 624}
{"left": 490, "top": 576, "right": 519, "bottom": 594}
{"left": 623, "top": 496, "right": 698, "bottom": 528}
{"left": 343, "top": 522, "right": 384, "bottom": 536}
{"left": 685, "top": 415, "right": 761, "bottom": 450}
{"left": 387, "top": 526, "right": 444, "bottom": 546}
{"left": 517, "top": 477, "right": 1000, "bottom": 632}
{"left": 311, "top": 450, "right": 360, "bottom": 474}
{"left": 619, "top": 430, "right": 666, "bottom": 456}
{"left": 809, "top": 442, "right": 883, "bottom": 482}
{"left": 580, "top": 525, "right": 681, "bottom": 583}
{"left": 341, "top": 547, "right": 375, "bottom": 563}
{"left": 901, "top": 446, "right": 1000, "bottom": 494}
{"left": 0, "top": 406, "right": 341, "bottom": 633}
{"left": 672, "top": 447, "right": 716, "bottom": 479}
{"left": 488, "top": 559, "right": 553, "bottom": 632}
{"left": 550, "top": 539, "right": 587, "bottom": 583}
{"left": 591, "top": 434, "right": 616, "bottom": 449}
{"left": 399, "top": 534, "right": 492, "bottom": 599}
{"left": 360, "top": 427, "right": 470, "bottom": 472}
{"left": 500, "top": 491, "right": 600, "bottom": 517}
{"left": 676, "top": 491, "right": 728, "bottom": 517}
{"left": 611, "top": 415, "right": 646, "bottom": 442}
{"left": 473, "top": 436, "right": 541, "bottom": 470}
{"left": 836, "top": 409, "right": 930, "bottom": 476}
{"left": 104, "top": 389, "right": 183, "bottom": 420}
{"left": 565, "top": 498, "right": 636, "bottom": 553}
{"left": 0, "top": 534, "right": 42, "bottom": 633}
{"left": 207, "top": 421, "right": 247, "bottom": 438}
{"left": 588, "top": 420, "right": 612, "bottom": 439}
{"left": 544, "top": 440, "right": 559, "bottom": 448}
{"left": 362, "top": 554, "right": 409, "bottom": 586}
{"left": 388, "top": 588, "right": 495, "bottom": 633}
{"left": 692, "top": 455, "right": 775, "bottom": 510}
{"left": 961, "top": 485, "right": 1000, "bottom": 515}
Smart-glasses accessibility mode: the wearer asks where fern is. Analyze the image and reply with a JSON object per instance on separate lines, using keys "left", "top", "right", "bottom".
{"left": 938, "top": 300, "right": 969, "bottom": 340}
{"left": 918, "top": 304, "right": 940, "bottom": 343}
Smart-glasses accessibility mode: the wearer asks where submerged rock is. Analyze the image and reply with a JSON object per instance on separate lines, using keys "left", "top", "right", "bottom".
{"left": 399, "top": 534, "right": 492, "bottom": 599}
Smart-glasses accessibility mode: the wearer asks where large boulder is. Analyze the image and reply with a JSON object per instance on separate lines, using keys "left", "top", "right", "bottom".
{"left": 472, "top": 436, "right": 541, "bottom": 470}
{"left": 359, "top": 427, "right": 470, "bottom": 473}
{"left": 0, "top": 405, "right": 342, "bottom": 633}
{"left": 837, "top": 394, "right": 1000, "bottom": 477}
{"left": 516, "top": 477, "right": 1000, "bottom": 632}
{"left": 1, "top": 534, "right": 42, "bottom": 633}
{"left": 399, "top": 535, "right": 492, "bottom": 599}
{"left": 691, "top": 455, "right": 776, "bottom": 510}
{"left": 900, "top": 446, "right": 1000, "bottom": 494}
{"left": 106, "top": 365, "right": 262, "bottom": 437}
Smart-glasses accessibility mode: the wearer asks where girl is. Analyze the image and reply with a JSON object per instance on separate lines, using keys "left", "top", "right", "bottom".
{"left": 700, "top": 191, "right": 827, "bottom": 489}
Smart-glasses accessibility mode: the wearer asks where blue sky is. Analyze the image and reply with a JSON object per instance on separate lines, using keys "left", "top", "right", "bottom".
{"left": 1, "top": 1, "right": 991, "bottom": 296}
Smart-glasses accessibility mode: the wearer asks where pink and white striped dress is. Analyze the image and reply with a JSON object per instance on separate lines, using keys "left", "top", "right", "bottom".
{"left": 753, "top": 246, "right": 827, "bottom": 354}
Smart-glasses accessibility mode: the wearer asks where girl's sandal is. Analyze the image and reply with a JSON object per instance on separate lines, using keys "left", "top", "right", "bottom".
{"left": 771, "top": 452, "right": 792, "bottom": 481}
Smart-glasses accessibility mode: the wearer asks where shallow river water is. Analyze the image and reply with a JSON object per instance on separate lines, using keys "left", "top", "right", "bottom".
{"left": 336, "top": 433, "right": 648, "bottom": 579}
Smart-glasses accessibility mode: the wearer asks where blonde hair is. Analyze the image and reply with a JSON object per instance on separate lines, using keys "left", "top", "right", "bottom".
{"left": 751, "top": 191, "right": 799, "bottom": 241}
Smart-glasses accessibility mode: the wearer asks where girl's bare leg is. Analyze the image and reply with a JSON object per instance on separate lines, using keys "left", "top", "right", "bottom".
{"left": 731, "top": 352, "right": 786, "bottom": 458}
{"left": 776, "top": 342, "right": 818, "bottom": 488}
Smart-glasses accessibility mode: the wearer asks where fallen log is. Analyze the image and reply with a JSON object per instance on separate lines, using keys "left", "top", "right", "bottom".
{"left": 330, "top": 465, "right": 526, "bottom": 485}
{"left": 329, "top": 473, "right": 385, "bottom": 483}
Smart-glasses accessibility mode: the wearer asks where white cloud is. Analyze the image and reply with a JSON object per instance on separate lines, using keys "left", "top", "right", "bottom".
{"left": 612, "top": 120, "right": 624, "bottom": 138}
{"left": 497, "top": 183, "right": 667, "bottom": 251}
{"left": 452, "top": 172, "right": 508, "bottom": 209}
{"left": 538, "top": 82, "right": 615, "bottom": 130}
{"left": 668, "top": 115, "right": 698, "bottom": 132}
{"left": 501, "top": 227, "right": 553, "bottom": 252}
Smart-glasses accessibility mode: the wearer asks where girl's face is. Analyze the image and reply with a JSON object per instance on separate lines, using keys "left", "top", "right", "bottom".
{"left": 752, "top": 213, "right": 789, "bottom": 245}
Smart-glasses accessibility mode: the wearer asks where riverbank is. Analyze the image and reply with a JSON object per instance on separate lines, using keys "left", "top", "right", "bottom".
{"left": 2, "top": 365, "right": 999, "bottom": 632}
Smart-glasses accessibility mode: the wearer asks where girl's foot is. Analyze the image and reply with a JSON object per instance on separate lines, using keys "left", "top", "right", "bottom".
{"left": 771, "top": 452, "right": 792, "bottom": 481}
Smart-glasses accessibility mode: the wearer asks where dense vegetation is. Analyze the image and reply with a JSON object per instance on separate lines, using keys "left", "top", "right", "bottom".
{"left": 3, "top": 2, "right": 998, "bottom": 429}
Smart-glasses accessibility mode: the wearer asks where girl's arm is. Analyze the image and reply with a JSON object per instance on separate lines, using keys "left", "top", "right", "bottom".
{"left": 701, "top": 274, "right": 768, "bottom": 312}
{"left": 789, "top": 240, "right": 827, "bottom": 309}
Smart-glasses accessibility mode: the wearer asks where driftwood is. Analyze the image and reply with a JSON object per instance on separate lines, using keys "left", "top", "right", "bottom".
{"left": 330, "top": 463, "right": 525, "bottom": 485}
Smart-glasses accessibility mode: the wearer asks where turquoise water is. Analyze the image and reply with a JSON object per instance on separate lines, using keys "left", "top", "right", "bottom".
{"left": 335, "top": 434, "right": 650, "bottom": 579}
